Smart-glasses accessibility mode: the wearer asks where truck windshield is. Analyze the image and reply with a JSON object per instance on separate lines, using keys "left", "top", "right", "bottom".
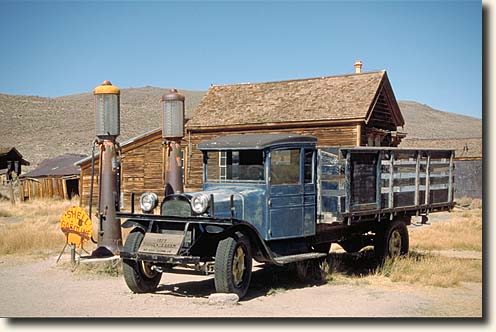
{"left": 205, "top": 150, "right": 264, "bottom": 183}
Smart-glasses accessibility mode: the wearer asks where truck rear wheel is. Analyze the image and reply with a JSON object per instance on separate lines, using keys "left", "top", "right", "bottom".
{"left": 214, "top": 235, "right": 252, "bottom": 299}
{"left": 122, "top": 229, "right": 162, "bottom": 293}
{"left": 375, "top": 219, "right": 409, "bottom": 262}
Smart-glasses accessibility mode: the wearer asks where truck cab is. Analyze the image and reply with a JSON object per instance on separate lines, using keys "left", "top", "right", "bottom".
{"left": 199, "top": 133, "right": 318, "bottom": 242}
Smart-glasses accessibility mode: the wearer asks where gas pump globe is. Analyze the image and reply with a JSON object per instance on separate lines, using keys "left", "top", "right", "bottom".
{"left": 94, "top": 80, "right": 120, "bottom": 139}
{"left": 161, "top": 89, "right": 185, "bottom": 139}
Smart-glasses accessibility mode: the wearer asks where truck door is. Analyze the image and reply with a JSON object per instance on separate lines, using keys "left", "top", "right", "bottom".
{"left": 268, "top": 148, "right": 305, "bottom": 239}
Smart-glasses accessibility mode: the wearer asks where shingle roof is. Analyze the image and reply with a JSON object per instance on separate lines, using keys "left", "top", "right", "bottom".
{"left": 187, "top": 71, "right": 387, "bottom": 128}
{"left": 21, "top": 153, "right": 86, "bottom": 178}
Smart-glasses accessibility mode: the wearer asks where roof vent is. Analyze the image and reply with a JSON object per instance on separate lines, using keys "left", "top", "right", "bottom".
{"left": 354, "top": 60, "right": 363, "bottom": 74}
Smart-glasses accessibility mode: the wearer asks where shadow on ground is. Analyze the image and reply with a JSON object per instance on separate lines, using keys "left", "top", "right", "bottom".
{"left": 150, "top": 249, "right": 430, "bottom": 301}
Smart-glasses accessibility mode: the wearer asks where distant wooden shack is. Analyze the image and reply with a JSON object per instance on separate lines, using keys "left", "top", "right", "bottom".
{"left": 401, "top": 138, "right": 482, "bottom": 198}
{"left": 20, "top": 154, "right": 86, "bottom": 200}
{"left": 78, "top": 70, "right": 407, "bottom": 211}
{"left": 0, "top": 147, "right": 30, "bottom": 184}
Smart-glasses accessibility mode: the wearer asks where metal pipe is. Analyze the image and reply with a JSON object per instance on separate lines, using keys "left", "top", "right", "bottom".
{"left": 94, "top": 140, "right": 122, "bottom": 256}
{"left": 88, "top": 139, "right": 98, "bottom": 221}
{"left": 163, "top": 139, "right": 183, "bottom": 196}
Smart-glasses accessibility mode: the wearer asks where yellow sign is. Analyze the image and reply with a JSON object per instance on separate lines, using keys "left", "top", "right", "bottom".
{"left": 60, "top": 207, "right": 92, "bottom": 248}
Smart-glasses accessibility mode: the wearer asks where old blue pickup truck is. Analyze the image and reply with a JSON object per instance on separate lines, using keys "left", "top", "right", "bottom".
{"left": 118, "top": 133, "right": 455, "bottom": 298}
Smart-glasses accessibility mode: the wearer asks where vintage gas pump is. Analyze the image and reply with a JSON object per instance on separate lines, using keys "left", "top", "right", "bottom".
{"left": 161, "top": 89, "right": 185, "bottom": 196}
{"left": 91, "top": 80, "right": 122, "bottom": 257}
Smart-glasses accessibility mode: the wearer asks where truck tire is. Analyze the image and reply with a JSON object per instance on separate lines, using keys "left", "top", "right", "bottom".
{"left": 122, "top": 229, "right": 162, "bottom": 293}
{"left": 214, "top": 235, "right": 252, "bottom": 299}
{"left": 374, "top": 219, "right": 409, "bottom": 262}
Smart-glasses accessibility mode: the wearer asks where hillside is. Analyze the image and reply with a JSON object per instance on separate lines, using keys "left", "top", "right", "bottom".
{"left": 0, "top": 87, "right": 205, "bottom": 168}
{"left": 398, "top": 101, "right": 482, "bottom": 139}
{"left": 0, "top": 89, "right": 482, "bottom": 169}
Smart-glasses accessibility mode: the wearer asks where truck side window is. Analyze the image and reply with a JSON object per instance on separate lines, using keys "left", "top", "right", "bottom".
{"left": 304, "top": 149, "right": 313, "bottom": 184}
{"left": 271, "top": 149, "right": 300, "bottom": 185}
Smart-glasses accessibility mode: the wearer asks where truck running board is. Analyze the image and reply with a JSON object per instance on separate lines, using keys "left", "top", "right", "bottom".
{"left": 273, "top": 252, "right": 327, "bottom": 265}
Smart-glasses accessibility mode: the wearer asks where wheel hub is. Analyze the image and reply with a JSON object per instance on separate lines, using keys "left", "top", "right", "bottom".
{"left": 232, "top": 246, "right": 246, "bottom": 286}
{"left": 388, "top": 230, "right": 402, "bottom": 257}
{"left": 141, "top": 261, "right": 158, "bottom": 278}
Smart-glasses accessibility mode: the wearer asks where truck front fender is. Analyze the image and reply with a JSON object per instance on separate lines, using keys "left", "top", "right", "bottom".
{"left": 220, "top": 221, "right": 281, "bottom": 266}
{"left": 121, "top": 219, "right": 150, "bottom": 233}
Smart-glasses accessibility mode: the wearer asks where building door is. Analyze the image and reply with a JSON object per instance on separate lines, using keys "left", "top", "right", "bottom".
{"left": 268, "top": 148, "right": 304, "bottom": 239}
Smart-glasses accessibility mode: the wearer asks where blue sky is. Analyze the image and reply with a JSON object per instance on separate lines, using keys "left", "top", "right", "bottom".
{"left": 0, "top": 0, "right": 482, "bottom": 118}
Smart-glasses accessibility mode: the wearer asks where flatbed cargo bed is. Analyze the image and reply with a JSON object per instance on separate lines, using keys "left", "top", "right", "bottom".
{"left": 317, "top": 147, "right": 455, "bottom": 224}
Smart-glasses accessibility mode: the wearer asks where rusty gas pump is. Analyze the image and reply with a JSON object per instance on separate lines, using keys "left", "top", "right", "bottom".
{"left": 161, "top": 89, "right": 185, "bottom": 196}
{"left": 90, "top": 80, "right": 122, "bottom": 257}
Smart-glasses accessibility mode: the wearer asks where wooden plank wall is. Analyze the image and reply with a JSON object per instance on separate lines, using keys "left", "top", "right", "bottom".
{"left": 80, "top": 135, "right": 173, "bottom": 213}
{"left": 367, "top": 90, "right": 397, "bottom": 131}
{"left": 20, "top": 177, "right": 72, "bottom": 200}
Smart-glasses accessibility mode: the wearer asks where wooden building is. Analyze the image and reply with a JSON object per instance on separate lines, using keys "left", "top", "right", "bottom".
{"left": 20, "top": 154, "right": 85, "bottom": 200}
{"left": 0, "top": 147, "right": 30, "bottom": 184}
{"left": 79, "top": 69, "right": 407, "bottom": 211}
{"left": 184, "top": 70, "right": 405, "bottom": 189}
{"left": 401, "top": 138, "right": 482, "bottom": 198}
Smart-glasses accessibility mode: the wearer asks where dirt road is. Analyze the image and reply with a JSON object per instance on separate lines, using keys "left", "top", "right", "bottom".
{"left": 0, "top": 253, "right": 481, "bottom": 318}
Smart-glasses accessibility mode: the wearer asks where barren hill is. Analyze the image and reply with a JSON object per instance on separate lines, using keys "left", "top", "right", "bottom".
{"left": 0, "top": 89, "right": 482, "bottom": 169}
{"left": 398, "top": 101, "right": 482, "bottom": 139}
{"left": 0, "top": 87, "right": 205, "bottom": 168}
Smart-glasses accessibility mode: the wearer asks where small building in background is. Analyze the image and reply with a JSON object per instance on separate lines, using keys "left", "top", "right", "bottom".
{"left": 19, "top": 153, "right": 86, "bottom": 200}
{"left": 400, "top": 138, "right": 482, "bottom": 199}
{"left": 0, "top": 147, "right": 30, "bottom": 184}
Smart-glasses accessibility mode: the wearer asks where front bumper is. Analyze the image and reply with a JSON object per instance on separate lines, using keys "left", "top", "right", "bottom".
{"left": 116, "top": 212, "right": 235, "bottom": 226}
{"left": 120, "top": 250, "right": 201, "bottom": 265}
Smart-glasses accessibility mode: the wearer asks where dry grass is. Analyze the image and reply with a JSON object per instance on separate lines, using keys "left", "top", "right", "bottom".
{"left": 323, "top": 206, "right": 483, "bottom": 288}
{"left": 0, "top": 197, "right": 132, "bottom": 258}
{"left": 375, "top": 252, "right": 482, "bottom": 287}
{"left": 0, "top": 197, "right": 81, "bottom": 255}
{"left": 410, "top": 209, "right": 482, "bottom": 252}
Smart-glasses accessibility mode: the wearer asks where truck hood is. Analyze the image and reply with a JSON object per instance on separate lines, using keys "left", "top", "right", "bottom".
{"left": 187, "top": 186, "right": 266, "bottom": 221}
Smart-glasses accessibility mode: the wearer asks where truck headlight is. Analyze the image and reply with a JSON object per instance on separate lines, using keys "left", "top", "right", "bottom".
{"left": 191, "top": 193, "right": 210, "bottom": 214}
{"left": 139, "top": 192, "right": 158, "bottom": 213}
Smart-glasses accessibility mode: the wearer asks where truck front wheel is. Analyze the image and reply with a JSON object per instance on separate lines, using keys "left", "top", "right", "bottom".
{"left": 122, "top": 229, "right": 162, "bottom": 293}
{"left": 214, "top": 235, "right": 252, "bottom": 299}
{"left": 374, "top": 220, "right": 409, "bottom": 262}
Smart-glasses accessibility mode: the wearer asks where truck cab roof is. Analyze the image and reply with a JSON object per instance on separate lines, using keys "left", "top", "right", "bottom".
{"left": 197, "top": 133, "right": 317, "bottom": 151}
